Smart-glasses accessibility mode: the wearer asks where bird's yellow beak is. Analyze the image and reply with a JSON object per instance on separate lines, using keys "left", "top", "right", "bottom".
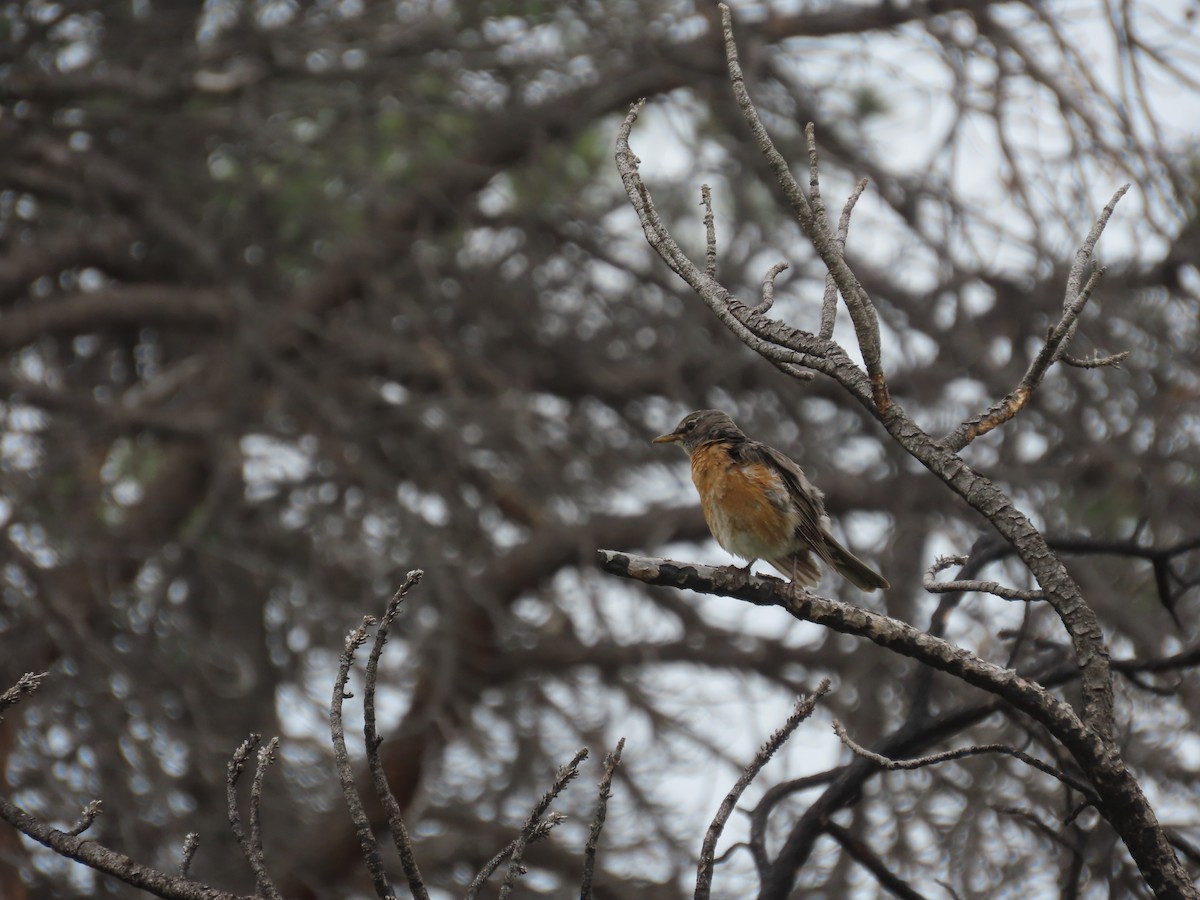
{"left": 652, "top": 432, "right": 680, "bottom": 444}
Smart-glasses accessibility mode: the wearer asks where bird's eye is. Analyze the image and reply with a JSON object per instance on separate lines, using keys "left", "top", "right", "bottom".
{"left": 682, "top": 420, "right": 696, "bottom": 432}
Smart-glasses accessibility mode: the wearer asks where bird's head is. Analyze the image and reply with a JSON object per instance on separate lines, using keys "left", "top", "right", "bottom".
{"left": 652, "top": 409, "right": 746, "bottom": 455}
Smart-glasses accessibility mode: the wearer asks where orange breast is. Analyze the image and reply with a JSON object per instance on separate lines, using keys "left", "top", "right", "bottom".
{"left": 690, "top": 443, "right": 797, "bottom": 561}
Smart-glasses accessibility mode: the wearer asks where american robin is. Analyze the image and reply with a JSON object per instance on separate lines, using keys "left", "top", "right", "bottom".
{"left": 653, "top": 409, "right": 889, "bottom": 592}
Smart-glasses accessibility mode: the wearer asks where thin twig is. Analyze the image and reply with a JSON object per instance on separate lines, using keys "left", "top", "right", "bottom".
{"left": 498, "top": 748, "right": 589, "bottom": 900}
{"left": 950, "top": 533, "right": 1200, "bottom": 631}
{"left": 924, "top": 554, "right": 1044, "bottom": 602}
{"left": 701, "top": 184, "right": 717, "bottom": 279}
{"left": 226, "top": 735, "right": 260, "bottom": 870}
{"left": 695, "top": 680, "right": 831, "bottom": 900}
{"left": 331, "top": 616, "right": 393, "bottom": 899}
{"left": 1050, "top": 265, "right": 1107, "bottom": 365}
{"left": 1061, "top": 349, "right": 1130, "bottom": 368}
{"left": 944, "top": 185, "right": 1130, "bottom": 450}
{"left": 580, "top": 738, "right": 625, "bottom": 900}
{"left": 1066, "top": 185, "right": 1128, "bottom": 305}
{"left": 467, "top": 845, "right": 515, "bottom": 899}
{"left": 179, "top": 832, "right": 200, "bottom": 877}
{"left": 466, "top": 815, "right": 566, "bottom": 900}
{"left": 758, "top": 261, "right": 789, "bottom": 312}
{"left": 227, "top": 734, "right": 282, "bottom": 900}
{"left": 719, "top": 3, "right": 889, "bottom": 409}
{"left": 1, "top": 672, "right": 47, "bottom": 718}
{"left": 615, "top": 101, "right": 823, "bottom": 375}
{"left": 820, "top": 178, "right": 869, "bottom": 340}
{"left": 805, "top": 122, "right": 830, "bottom": 236}
{"left": 363, "top": 571, "right": 430, "bottom": 900}
{"left": 247, "top": 737, "right": 282, "bottom": 900}
{"left": 0, "top": 792, "right": 252, "bottom": 900}
{"left": 720, "top": 6, "right": 811, "bottom": 221}
{"left": 67, "top": 800, "right": 102, "bottom": 837}
{"left": 832, "top": 720, "right": 1099, "bottom": 804}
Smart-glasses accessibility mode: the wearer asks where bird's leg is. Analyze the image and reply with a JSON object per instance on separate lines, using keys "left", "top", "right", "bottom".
{"left": 732, "top": 559, "right": 756, "bottom": 577}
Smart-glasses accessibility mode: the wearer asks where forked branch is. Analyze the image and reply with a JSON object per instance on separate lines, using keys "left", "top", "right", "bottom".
{"left": 944, "top": 185, "right": 1131, "bottom": 452}
{"left": 615, "top": 102, "right": 830, "bottom": 378}
{"left": 719, "top": 3, "right": 890, "bottom": 408}
{"left": 497, "top": 748, "right": 589, "bottom": 899}
{"left": 331, "top": 616, "right": 393, "bottom": 898}
{"left": 227, "top": 734, "right": 282, "bottom": 900}
{"left": 924, "top": 554, "right": 1044, "bottom": 602}
{"left": 363, "top": 570, "right": 430, "bottom": 900}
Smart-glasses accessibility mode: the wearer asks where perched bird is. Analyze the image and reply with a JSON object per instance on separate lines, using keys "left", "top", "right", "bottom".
{"left": 653, "top": 409, "right": 889, "bottom": 592}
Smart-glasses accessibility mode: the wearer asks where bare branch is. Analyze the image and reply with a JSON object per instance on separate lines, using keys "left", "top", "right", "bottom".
{"left": 596, "top": 550, "right": 1195, "bottom": 895}
{"left": 227, "top": 734, "right": 282, "bottom": 900}
{"left": 965, "top": 533, "right": 1200, "bottom": 631}
{"left": 758, "top": 261, "right": 789, "bottom": 312}
{"left": 1066, "top": 185, "right": 1130, "bottom": 304}
{"left": 179, "top": 833, "right": 200, "bottom": 878}
{"left": 805, "top": 122, "right": 831, "bottom": 238}
{"left": 701, "top": 184, "right": 717, "bottom": 279}
{"left": 597, "top": 550, "right": 1083, "bottom": 736}
{"left": 66, "top": 800, "right": 102, "bottom": 837}
{"left": 580, "top": 737, "right": 625, "bottom": 900}
{"left": 1, "top": 672, "right": 47, "bottom": 718}
{"left": 945, "top": 185, "right": 1130, "bottom": 451}
{"left": 248, "top": 738, "right": 282, "bottom": 900}
{"left": 466, "top": 814, "right": 566, "bottom": 900}
{"left": 820, "top": 178, "right": 870, "bottom": 340}
{"left": 719, "top": 3, "right": 890, "bottom": 409}
{"left": 924, "top": 554, "right": 1044, "bottom": 602}
{"left": 226, "top": 735, "right": 260, "bottom": 868}
{"left": 498, "top": 748, "right": 589, "bottom": 899}
{"left": 1061, "top": 349, "right": 1131, "bottom": 369}
{"left": 695, "top": 680, "right": 831, "bottom": 900}
{"left": 331, "top": 616, "right": 393, "bottom": 899}
{"left": 719, "top": 7, "right": 811, "bottom": 226}
{"left": 0, "top": 793, "right": 254, "bottom": 900}
{"left": 832, "top": 720, "right": 1099, "bottom": 804}
{"left": 363, "top": 571, "right": 430, "bottom": 900}
{"left": 615, "top": 101, "right": 826, "bottom": 376}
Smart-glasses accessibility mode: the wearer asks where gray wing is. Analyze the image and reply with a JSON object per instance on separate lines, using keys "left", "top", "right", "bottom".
{"left": 741, "top": 440, "right": 889, "bottom": 590}
{"left": 742, "top": 441, "right": 837, "bottom": 563}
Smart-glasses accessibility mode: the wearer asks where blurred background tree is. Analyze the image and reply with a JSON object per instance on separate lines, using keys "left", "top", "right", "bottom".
{"left": 0, "top": 1, "right": 1198, "bottom": 897}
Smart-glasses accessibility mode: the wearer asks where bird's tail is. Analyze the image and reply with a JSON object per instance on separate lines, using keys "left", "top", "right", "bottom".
{"left": 825, "top": 538, "right": 889, "bottom": 592}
